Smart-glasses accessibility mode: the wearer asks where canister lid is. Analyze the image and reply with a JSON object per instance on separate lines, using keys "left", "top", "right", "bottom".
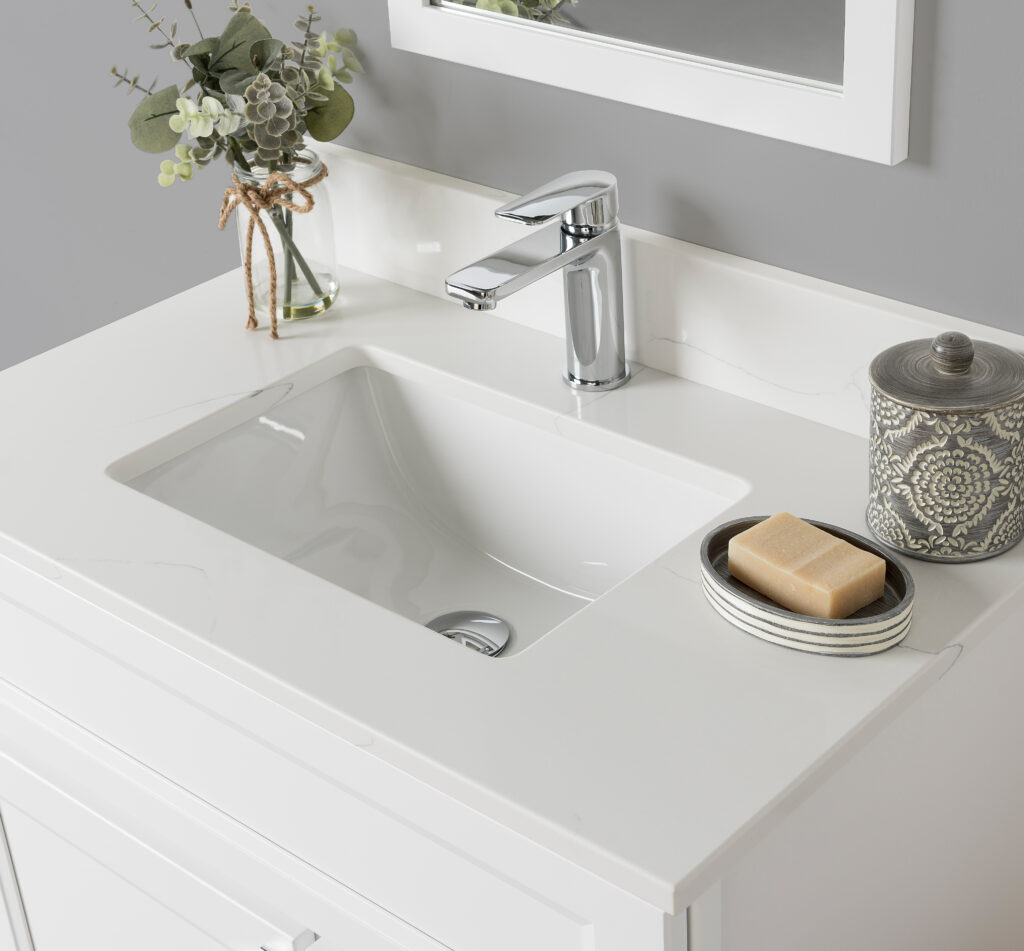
{"left": 869, "top": 331, "right": 1024, "bottom": 412}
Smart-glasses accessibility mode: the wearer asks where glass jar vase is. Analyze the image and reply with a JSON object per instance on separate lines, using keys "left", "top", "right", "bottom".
{"left": 232, "top": 149, "right": 339, "bottom": 324}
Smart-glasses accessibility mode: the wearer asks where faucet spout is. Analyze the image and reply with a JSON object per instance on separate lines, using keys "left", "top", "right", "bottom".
{"left": 446, "top": 223, "right": 608, "bottom": 307}
{"left": 445, "top": 171, "right": 629, "bottom": 392}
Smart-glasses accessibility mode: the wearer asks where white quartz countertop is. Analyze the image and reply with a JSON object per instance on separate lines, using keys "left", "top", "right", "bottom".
{"left": 2, "top": 268, "right": 1022, "bottom": 914}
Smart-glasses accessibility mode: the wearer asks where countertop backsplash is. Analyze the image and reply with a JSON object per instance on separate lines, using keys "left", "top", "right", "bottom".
{"left": 316, "top": 142, "right": 1024, "bottom": 439}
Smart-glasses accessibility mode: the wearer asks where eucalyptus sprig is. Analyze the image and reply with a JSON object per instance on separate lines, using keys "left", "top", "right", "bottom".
{"left": 112, "top": 1, "right": 362, "bottom": 186}
{"left": 110, "top": 67, "right": 159, "bottom": 96}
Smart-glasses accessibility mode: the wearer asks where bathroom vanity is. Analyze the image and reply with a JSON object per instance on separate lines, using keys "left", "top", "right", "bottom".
{"left": 1, "top": 150, "right": 1022, "bottom": 950}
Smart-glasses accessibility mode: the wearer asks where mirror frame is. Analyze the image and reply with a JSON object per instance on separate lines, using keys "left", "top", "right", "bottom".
{"left": 388, "top": 0, "right": 914, "bottom": 165}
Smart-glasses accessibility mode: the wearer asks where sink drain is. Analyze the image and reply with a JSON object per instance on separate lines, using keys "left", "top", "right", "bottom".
{"left": 426, "top": 611, "right": 512, "bottom": 657}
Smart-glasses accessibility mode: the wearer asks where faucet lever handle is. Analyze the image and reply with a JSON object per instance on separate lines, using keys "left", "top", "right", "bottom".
{"left": 495, "top": 170, "right": 618, "bottom": 234}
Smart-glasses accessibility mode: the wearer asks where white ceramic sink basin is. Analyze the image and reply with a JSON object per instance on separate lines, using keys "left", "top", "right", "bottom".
{"left": 119, "top": 361, "right": 746, "bottom": 654}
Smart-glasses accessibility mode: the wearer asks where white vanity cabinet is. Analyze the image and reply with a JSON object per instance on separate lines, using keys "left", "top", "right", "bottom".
{"left": 0, "top": 558, "right": 675, "bottom": 951}
{"left": 0, "top": 680, "right": 370, "bottom": 951}
{"left": 3, "top": 800, "right": 233, "bottom": 951}
{"left": 0, "top": 800, "right": 315, "bottom": 951}
{"left": 4, "top": 558, "right": 1023, "bottom": 951}
{"left": 0, "top": 649, "right": 492, "bottom": 951}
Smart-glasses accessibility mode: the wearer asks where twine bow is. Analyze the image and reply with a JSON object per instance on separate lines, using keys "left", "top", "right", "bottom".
{"left": 218, "top": 165, "right": 329, "bottom": 339}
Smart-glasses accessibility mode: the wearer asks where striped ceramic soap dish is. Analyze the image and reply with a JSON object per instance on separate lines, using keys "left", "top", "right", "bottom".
{"left": 700, "top": 516, "right": 914, "bottom": 656}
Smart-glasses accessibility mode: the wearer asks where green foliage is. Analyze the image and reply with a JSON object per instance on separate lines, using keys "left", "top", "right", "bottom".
{"left": 305, "top": 85, "right": 355, "bottom": 142}
{"left": 249, "top": 38, "right": 284, "bottom": 70}
{"left": 128, "top": 84, "right": 183, "bottom": 153}
{"left": 183, "top": 37, "right": 217, "bottom": 59}
{"left": 217, "top": 68, "right": 256, "bottom": 96}
{"left": 158, "top": 145, "right": 199, "bottom": 186}
{"left": 110, "top": 66, "right": 158, "bottom": 96}
{"left": 210, "top": 9, "right": 271, "bottom": 73}
{"left": 114, "top": 2, "right": 365, "bottom": 184}
{"left": 242, "top": 73, "right": 302, "bottom": 164}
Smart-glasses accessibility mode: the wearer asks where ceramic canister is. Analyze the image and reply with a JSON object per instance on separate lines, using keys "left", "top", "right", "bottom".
{"left": 867, "top": 331, "right": 1024, "bottom": 562}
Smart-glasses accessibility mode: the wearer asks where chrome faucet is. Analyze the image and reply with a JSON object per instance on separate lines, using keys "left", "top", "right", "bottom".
{"left": 445, "top": 171, "right": 629, "bottom": 391}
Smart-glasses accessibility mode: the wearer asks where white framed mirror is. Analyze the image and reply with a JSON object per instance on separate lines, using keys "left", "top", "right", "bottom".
{"left": 387, "top": 0, "right": 914, "bottom": 165}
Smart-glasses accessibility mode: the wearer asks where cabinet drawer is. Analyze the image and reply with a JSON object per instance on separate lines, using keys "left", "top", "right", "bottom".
{"left": 0, "top": 770, "right": 325, "bottom": 951}
{"left": 1, "top": 802, "right": 315, "bottom": 951}
{"left": 0, "top": 682, "right": 445, "bottom": 951}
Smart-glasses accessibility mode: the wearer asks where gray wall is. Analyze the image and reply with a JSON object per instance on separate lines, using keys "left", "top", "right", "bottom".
{"left": 3, "top": 1, "right": 1020, "bottom": 372}
{"left": 2, "top": 3, "right": 237, "bottom": 371}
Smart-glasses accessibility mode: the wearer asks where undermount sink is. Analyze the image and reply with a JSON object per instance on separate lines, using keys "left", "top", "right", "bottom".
{"left": 116, "top": 358, "right": 746, "bottom": 654}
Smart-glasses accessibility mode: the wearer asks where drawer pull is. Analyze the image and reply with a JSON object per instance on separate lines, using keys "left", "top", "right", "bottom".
{"left": 260, "top": 929, "right": 318, "bottom": 951}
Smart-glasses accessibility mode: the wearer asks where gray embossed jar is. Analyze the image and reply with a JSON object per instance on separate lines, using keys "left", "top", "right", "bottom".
{"left": 867, "top": 331, "right": 1024, "bottom": 562}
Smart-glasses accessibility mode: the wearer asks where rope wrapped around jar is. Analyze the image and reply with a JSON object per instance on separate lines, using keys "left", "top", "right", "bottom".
{"left": 218, "top": 165, "right": 329, "bottom": 339}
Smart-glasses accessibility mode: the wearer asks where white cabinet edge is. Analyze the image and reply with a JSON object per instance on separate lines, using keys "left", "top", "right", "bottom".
{"left": 0, "top": 812, "right": 34, "bottom": 951}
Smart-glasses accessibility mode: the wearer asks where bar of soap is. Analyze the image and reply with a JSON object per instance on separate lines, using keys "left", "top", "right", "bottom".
{"left": 728, "top": 513, "right": 886, "bottom": 619}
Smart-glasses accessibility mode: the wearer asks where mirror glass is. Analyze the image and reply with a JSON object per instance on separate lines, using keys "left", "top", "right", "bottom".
{"left": 436, "top": 0, "right": 846, "bottom": 86}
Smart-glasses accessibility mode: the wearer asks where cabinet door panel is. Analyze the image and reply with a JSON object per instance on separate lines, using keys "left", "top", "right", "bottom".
{"left": 0, "top": 679, "right": 436, "bottom": 951}
{"left": 2, "top": 804, "right": 231, "bottom": 951}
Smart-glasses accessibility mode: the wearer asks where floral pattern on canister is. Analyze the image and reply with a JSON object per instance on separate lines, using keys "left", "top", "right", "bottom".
{"left": 868, "top": 389, "right": 1024, "bottom": 561}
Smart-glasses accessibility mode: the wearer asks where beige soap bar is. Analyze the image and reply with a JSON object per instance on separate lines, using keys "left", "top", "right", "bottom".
{"left": 728, "top": 513, "right": 886, "bottom": 619}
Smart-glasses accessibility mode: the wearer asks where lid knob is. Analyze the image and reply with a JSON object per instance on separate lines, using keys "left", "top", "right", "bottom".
{"left": 931, "top": 332, "right": 975, "bottom": 375}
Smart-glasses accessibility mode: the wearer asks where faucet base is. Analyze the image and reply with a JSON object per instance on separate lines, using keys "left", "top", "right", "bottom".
{"left": 564, "top": 366, "right": 630, "bottom": 392}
